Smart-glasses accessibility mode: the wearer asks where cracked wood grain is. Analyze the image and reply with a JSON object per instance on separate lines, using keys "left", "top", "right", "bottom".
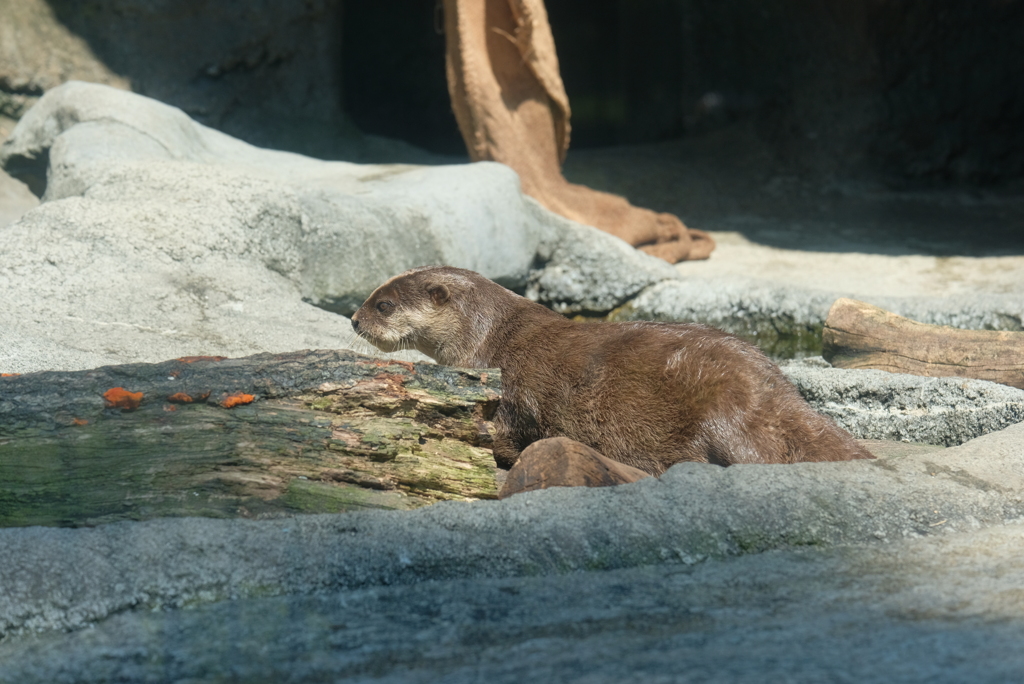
{"left": 0, "top": 350, "right": 502, "bottom": 527}
{"left": 822, "top": 298, "right": 1024, "bottom": 389}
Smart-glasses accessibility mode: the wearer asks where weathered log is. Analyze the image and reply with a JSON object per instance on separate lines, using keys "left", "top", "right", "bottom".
{"left": 822, "top": 298, "right": 1024, "bottom": 389}
{"left": 0, "top": 350, "right": 502, "bottom": 527}
{"left": 498, "top": 437, "right": 651, "bottom": 498}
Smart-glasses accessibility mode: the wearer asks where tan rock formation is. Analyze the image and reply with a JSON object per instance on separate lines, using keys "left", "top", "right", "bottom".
{"left": 442, "top": 0, "right": 714, "bottom": 263}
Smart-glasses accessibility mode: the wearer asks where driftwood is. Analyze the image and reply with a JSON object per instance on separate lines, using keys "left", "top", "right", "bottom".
{"left": 499, "top": 437, "right": 650, "bottom": 498}
{"left": 822, "top": 298, "right": 1024, "bottom": 389}
{"left": 442, "top": 0, "right": 714, "bottom": 263}
{"left": 0, "top": 350, "right": 502, "bottom": 527}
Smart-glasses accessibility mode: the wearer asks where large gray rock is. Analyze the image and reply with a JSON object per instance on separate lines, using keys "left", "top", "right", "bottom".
{"left": 617, "top": 277, "right": 1024, "bottom": 348}
{"left": 0, "top": 0, "right": 130, "bottom": 106}
{"left": 1, "top": 421, "right": 1022, "bottom": 638}
{"left": 523, "top": 201, "right": 679, "bottom": 314}
{"left": 784, "top": 358, "right": 1024, "bottom": 446}
{"left": 0, "top": 421, "right": 1022, "bottom": 681}
{"left": 3, "top": 524, "right": 1024, "bottom": 682}
{"left": 0, "top": 82, "right": 670, "bottom": 372}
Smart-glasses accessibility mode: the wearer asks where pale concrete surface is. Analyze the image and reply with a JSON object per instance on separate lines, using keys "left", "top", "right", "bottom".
{"left": 687, "top": 230, "right": 1024, "bottom": 299}
{"left": 568, "top": 128, "right": 1024, "bottom": 337}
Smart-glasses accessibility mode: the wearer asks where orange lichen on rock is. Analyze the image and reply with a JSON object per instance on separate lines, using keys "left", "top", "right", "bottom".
{"left": 176, "top": 356, "right": 227, "bottom": 363}
{"left": 163, "top": 404, "right": 177, "bottom": 412}
{"left": 103, "top": 387, "right": 144, "bottom": 410}
{"left": 1, "top": 373, "right": 20, "bottom": 377}
{"left": 371, "top": 372, "right": 410, "bottom": 393}
{"left": 220, "top": 393, "right": 255, "bottom": 408}
{"left": 167, "top": 392, "right": 194, "bottom": 403}
{"left": 71, "top": 417, "right": 89, "bottom": 426}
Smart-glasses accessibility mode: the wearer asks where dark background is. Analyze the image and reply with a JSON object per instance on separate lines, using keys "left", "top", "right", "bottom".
{"left": 5, "top": 0, "right": 1023, "bottom": 187}
{"left": 342, "top": 0, "right": 1024, "bottom": 186}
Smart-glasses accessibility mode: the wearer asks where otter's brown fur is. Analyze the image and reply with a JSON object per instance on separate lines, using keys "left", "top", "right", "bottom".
{"left": 351, "top": 266, "right": 873, "bottom": 474}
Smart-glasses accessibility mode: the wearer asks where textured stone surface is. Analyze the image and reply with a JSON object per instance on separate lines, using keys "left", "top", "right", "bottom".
{"left": 616, "top": 275, "right": 1024, "bottom": 358}
{"left": 524, "top": 199, "right": 678, "bottom": 314}
{"left": 1, "top": 421, "right": 1021, "bottom": 637}
{"left": 0, "top": 422, "right": 1022, "bottom": 680}
{"left": 0, "top": 0, "right": 367, "bottom": 161}
{"left": 783, "top": 358, "right": 1024, "bottom": 446}
{"left": 4, "top": 523, "right": 1024, "bottom": 683}
{"left": 0, "top": 82, "right": 665, "bottom": 373}
{"left": 0, "top": 0, "right": 129, "bottom": 98}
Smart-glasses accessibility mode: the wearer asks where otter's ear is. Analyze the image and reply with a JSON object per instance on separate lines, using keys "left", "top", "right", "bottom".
{"left": 427, "top": 283, "right": 450, "bottom": 306}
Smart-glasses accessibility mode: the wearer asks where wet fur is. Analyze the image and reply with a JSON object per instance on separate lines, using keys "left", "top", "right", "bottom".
{"left": 352, "top": 266, "right": 874, "bottom": 474}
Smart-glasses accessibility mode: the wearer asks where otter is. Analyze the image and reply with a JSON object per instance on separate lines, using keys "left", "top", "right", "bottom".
{"left": 351, "top": 266, "right": 873, "bottom": 474}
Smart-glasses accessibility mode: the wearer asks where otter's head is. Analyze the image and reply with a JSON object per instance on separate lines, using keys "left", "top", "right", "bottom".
{"left": 351, "top": 266, "right": 496, "bottom": 366}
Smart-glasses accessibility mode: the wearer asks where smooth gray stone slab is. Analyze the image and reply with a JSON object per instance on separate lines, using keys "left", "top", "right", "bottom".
{"left": 4, "top": 522, "right": 1024, "bottom": 683}
{"left": 783, "top": 359, "right": 1024, "bottom": 446}
{"left": 2, "top": 421, "right": 1021, "bottom": 638}
{"left": 0, "top": 82, "right": 673, "bottom": 373}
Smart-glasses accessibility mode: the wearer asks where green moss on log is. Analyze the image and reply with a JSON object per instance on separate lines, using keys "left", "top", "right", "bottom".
{"left": 0, "top": 350, "right": 502, "bottom": 527}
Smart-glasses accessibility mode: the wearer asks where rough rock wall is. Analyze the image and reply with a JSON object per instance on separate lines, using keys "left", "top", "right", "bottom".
{"left": 0, "top": 0, "right": 130, "bottom": 139}
{"left": 0, "top": 0, "right": 345, "bottom": 156}
{"left": 864, "top": 0, "right": 1024, "bottom": 183}
{"left": 342, "top": 1, "right": 460, "bottom": 156}
{"left": 345, "top": 0, "right": 1024, "bottom": 185}
{"left": 3, "top": 1, "right": 1021, "bottom": 182}
{"left": 549, "top": 0, "right": 1024, "bottom": 184}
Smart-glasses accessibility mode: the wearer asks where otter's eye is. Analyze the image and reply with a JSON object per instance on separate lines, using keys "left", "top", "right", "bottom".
{"left": 376, "top": 301, "right": 394, "bottom": 314}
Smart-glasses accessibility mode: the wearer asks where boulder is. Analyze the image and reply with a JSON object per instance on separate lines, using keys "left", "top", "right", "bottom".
{"left": 0, "top": 0, "right": 350, "bottom": 159}
{"left": 4, "top": 521, "right": 1024, "bottom": 681}
{"left": 0, "top": 82, "right": 674, "bottom": 372}
{"left": 1, "top": 420, "right": 1022, "bottom": 641}
{"left": 784, "top": 358, "right": 1024, "bottom": 447}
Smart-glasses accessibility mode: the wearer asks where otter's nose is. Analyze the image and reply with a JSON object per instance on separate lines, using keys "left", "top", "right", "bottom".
{"left": 350, "top": 314, "right": 360, "bottom": 331}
